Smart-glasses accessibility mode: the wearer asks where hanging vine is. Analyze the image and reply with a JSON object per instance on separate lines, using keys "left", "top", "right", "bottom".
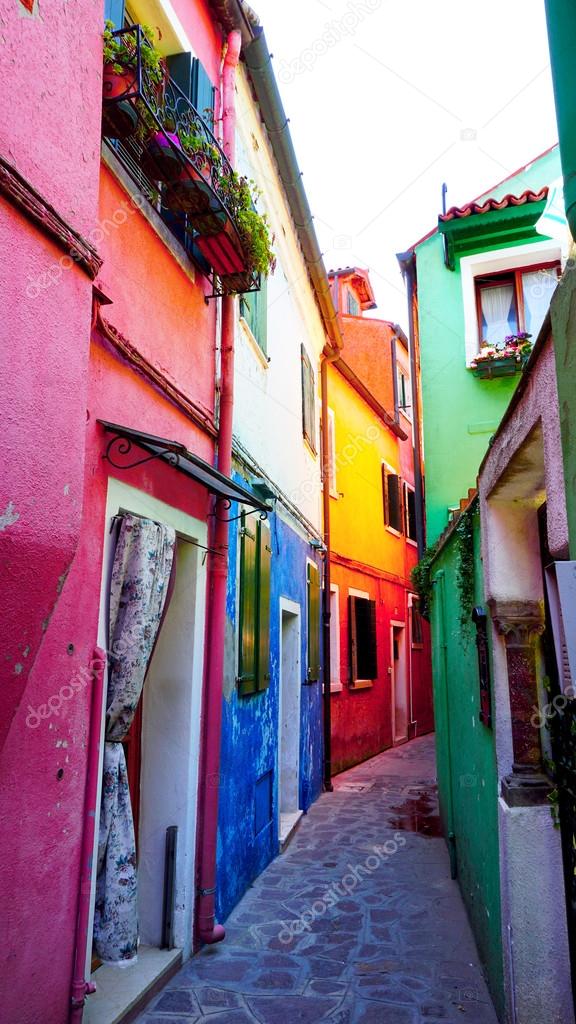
{"left": 411, "top": 541, "right": 439, "bottom": 620}
{"left": 455, "top": 507, "right": 476, "bottom": 628}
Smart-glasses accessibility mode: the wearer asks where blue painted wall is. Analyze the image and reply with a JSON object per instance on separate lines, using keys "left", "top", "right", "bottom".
{"left": 216, "top": 504, "right": 324, "bottom": 921}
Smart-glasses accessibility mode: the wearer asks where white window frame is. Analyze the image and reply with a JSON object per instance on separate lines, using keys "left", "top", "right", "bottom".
{"left": 348, "top": 587, "right": 374, "bottom": 690}
{"left": 460, "top": 240, "right": 562, "bottom": 367}
{"left": 327, "top": 408, "right": 338, "bottom": 499}
{"left": 329, "top": 584, "right": 342, "bottom": 692}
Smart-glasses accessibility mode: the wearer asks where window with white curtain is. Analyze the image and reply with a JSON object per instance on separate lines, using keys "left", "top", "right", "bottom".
{"left": 475, "top": 262, "right": 560, "bottom": 350}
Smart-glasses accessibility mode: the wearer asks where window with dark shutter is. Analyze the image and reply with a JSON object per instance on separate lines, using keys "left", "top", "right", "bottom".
{"left": 238, "top": 515, "right": 271, "bottom": 696}
{"left": 349, "top": 595, "right": 378, "bottom": 684}
{"left": 410, "top": 597, "right": 424, "bottom": 647}
{"left": 301, "top": 345, "right": 316, "bottom": 451}
{"left": 383, "top": 467, "right": 403, "bottom": 533}
{"left": 404, "top": 483, "right": 417, "bottom": 542}
{"left": 307, "top": 562, "right": 321, "bottom": 682}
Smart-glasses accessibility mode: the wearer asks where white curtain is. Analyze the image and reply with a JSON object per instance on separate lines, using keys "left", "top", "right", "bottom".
{"left": 93, "top": 515, "right": 176, "bottom": 966}
{"left": 522, "top": 270, "right": 558, "bottom": 338}
{"left": 480, "top": 284, "right": 516, "bottom": 346}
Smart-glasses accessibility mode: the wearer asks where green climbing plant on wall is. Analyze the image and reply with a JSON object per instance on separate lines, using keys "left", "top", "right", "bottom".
{"left": 411, "top": 541, "right": 439, "bottom": 619}
{"left": 455, "top": 506, "right": 476, "bottom": 629}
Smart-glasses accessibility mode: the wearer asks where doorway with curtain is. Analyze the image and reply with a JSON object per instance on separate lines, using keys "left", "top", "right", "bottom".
{"left": 85, "top": 481, "right": 208, "bottom": 1017}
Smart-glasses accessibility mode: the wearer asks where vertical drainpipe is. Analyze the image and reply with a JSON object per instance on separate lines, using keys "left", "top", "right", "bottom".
{"left": 544, "top": 0, "right": 576, "bottom": 240}
{"left": 195, "top": 28, "right": 241, "bottom": 946}
{"left": 397, "top": 250, "right": 425, "bottom": 557}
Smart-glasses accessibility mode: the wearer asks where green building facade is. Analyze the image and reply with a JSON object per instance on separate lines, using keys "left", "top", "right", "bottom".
{"left": 412, "top": 146, "right": 561, "bottom": 545}
{"left": 428, "top": 500, "right": 504, "bottom": 1018}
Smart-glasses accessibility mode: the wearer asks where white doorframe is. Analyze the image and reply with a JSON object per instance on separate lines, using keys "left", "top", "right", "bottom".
{"left": 87, "top": 479, "right": 207, "bottom": 972}
{"left": 390, "top": 619, "right": 408, "bottom": 745}
{"left": 278, "top": 598, "right": 301, "bottom": 844}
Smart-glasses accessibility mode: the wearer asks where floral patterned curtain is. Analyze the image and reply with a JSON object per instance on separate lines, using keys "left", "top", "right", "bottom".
{"left": 93, "top": 514, "right": 176, "bottom": 965}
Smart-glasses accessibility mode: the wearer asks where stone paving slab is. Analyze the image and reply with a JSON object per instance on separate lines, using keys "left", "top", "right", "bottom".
{"left": 136, "top": 735, "right": 499, "bottom": 1023}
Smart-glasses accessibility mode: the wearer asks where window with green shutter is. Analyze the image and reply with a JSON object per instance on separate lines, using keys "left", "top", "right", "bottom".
{"left": 307, "top": 561, "right": 321, "bottom": 682}
{"left": 238, "top": 514, "right": 271, "bottom": 696}
{"left": 240, "top": 277, "right": 268, "bottom": 355}
{"left": 382, "top": 466, "right": 403, "bottom": 534}
{"left": 301, "top": 345, "right": 316, "bottom": 452}
{"left": 349, "top": 595, "right": 378, "bottom": 684}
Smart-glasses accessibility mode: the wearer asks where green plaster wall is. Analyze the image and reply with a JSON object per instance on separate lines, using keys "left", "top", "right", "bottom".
{"left": 416, "top": 146, "right": 561, "bottom": 545}
{"left": 429, "top": 504, "right": 504, "bottom": 1018}
{"left": 550, "top": 262, "right": 576, "bottom": 556}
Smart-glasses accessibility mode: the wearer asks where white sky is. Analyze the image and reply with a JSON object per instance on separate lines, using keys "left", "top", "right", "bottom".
{"left": 252, "top": 0, "right": 558, "bottom": 329}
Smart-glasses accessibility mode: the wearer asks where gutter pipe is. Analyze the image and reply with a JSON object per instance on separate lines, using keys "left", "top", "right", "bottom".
{"left": 397, "top": 250, "right": 425, "bottom": 557}
{"left": 69, "top": 649, "right": 106, "bottom": 1023}
{"left": 195, "top": 29, "right": 241, "bottom": 947}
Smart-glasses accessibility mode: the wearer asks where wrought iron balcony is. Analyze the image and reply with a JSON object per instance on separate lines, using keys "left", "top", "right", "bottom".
{"left": 102, "top": 25, "right": 261, "bottom": 297}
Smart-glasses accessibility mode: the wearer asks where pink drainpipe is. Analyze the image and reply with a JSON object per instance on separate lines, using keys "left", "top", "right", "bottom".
{"left": 195, "top": 29, "right": 241, "bottom": 946}
{"left": 69, "top": 648, "right": 107, "bottom": 1023}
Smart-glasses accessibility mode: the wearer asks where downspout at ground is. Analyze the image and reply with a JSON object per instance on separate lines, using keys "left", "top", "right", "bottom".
{"left": 195, "top": 29, "right": 242, "bottom": 947}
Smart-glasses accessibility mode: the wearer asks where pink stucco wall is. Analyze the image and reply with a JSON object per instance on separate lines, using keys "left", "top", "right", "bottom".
{"left": 0, "top": 2, "right": 223, "bottom": 1020}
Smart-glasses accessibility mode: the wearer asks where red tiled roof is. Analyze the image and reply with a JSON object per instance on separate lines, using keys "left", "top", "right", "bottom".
{"left": 439, "top": 187, "right": 548, "bottom": 223}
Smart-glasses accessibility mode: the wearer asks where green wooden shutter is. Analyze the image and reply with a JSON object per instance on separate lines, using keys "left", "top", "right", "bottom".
{"left": 104, "top": 0, "right": 124, "bottom": 27}
{"left": 167, "top": 52, "right": 194, "bottom": 100}
{"left": 242, "top": 278, "right": 268, "bottom": 354}
{"left": 192, "top": 58, "right": 215, "bottom": 121}
{"left": 238, "top": 515, "right": 258, "bottom": 696}
{"left": 307, "top": 561, "right": 321, "bottom": 682}
{"left": 257, "top": 521, "right": 271, "bottom": 691}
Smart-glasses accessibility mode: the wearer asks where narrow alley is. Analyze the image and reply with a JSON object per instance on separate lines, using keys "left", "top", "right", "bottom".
{"left": 135, "top": 736, "right": 498, "bottom": 1024}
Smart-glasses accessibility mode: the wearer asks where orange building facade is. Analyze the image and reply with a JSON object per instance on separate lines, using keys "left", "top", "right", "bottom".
{"left": 326, "top": 269, "right": 433, "bottom": 773}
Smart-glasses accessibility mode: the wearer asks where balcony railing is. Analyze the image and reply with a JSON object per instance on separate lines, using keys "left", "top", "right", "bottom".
{"left": 102, "top": 25, "right": 261, "bottom": 297}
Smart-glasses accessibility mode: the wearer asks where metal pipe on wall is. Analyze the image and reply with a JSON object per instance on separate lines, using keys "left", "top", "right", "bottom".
{"left": 195, "top": 28, "right": 242, "bottom": 947}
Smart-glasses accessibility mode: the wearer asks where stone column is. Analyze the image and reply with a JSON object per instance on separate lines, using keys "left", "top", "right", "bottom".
{"left": 489, "top": 599, "right": 551, "bottom": 806}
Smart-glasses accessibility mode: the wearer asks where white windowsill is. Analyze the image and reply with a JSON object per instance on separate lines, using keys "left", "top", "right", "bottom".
{"left": 330, "top": 680, "right": 343, "bottom": 692}
{"left": 386, "top": 526, "right": 402, "bottom": 539}
{"left": 239, "top": 316, "right": 269, "bottom": 369}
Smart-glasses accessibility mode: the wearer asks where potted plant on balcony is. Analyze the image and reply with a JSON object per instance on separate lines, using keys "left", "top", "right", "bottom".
{"left": 165, "top": 127, "right": 224, "bottom": 226}
{"left": 195, "top": 172, "right": 276, "bottom": 292}
{"left": 102, "top": 22, "right": 166, "bottom": 140}
{"left": 470, "top": 333, "right": 533, "bottom": 379}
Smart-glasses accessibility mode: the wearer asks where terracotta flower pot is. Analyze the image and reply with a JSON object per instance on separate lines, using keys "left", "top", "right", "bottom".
{"left": 102, "top": 64, "right": 138, "bottom": 139}
{"left": 195, "top": 219, "right": 247, "bottom": 275}
{"left": 165, "top": 156, "right": 219, "bottom": 218}
{"left": 140, "top": 131, "right": 182, "bottom": 184}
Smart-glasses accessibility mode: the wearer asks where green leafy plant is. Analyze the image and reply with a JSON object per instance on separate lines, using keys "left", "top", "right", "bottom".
{"left": 218, "top": 172, "right": 276, "bottom": 275}
{"left": 178, "top": 127, "right": 221, "bottom": 168}
{"left": 455, "top": 508, "right": 475, "bottom": 629}
{"left": 103, "top": 21, "right": 166, "bottom": 89}
{"left": 411, "top": 541, "right": 439, "bottom": 620}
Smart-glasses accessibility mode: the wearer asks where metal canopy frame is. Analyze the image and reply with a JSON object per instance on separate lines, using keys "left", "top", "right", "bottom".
{"left": 99, "top": 420, "right": 271, "bottom": 513}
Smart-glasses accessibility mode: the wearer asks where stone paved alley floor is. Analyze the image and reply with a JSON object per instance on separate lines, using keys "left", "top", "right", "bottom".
{"left": 137, "top": 735, "right": 499, "bottom": 1024}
